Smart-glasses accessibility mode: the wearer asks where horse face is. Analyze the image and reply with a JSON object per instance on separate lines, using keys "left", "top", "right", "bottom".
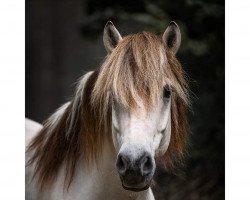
{"left": 111, "top": 87, "right": 172, "bottom": 191}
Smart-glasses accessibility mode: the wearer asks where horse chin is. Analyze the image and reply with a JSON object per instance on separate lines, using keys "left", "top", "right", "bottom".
{"left": 122, "top": 184, "right": 150, "bottom": 192}
{"left": 121, "top": 179, "right": 152, "bottom": 192}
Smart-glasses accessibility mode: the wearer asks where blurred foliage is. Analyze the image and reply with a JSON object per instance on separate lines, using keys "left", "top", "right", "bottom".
{"left": 81, "top": 0, "right": 225, "bottom": 199}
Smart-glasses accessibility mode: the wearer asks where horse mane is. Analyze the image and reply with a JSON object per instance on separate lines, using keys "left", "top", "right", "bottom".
{"left": 26, "top": 31, "right": 189, "bottom": 191}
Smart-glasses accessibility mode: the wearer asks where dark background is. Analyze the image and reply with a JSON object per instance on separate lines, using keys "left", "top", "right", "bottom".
{"left": 26, "top": 0, "right": 225, "bottom": 199}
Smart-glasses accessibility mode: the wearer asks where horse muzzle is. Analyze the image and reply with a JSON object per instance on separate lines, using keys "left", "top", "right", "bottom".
{"left": 116, "top": 151, "right": 155, "bottom": 191}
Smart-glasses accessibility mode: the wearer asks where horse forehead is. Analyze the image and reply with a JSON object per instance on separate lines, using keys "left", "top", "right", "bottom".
{"left": 119, "top": 108, "right": 160, "bottom": 131}
{"left": 131, "top": 108, "right": 160, "bottom": 121}
{"left": 133, "top": 102, "right": 163, "bottom": 118}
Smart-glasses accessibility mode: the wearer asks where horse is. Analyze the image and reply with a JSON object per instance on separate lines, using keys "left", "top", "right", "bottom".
{"left": 25, "top": 21, "right": 189, "bottom": 200}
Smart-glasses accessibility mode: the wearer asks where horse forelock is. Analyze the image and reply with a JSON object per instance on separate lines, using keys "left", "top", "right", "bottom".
{"left": 92, "top": 32, "right": 189, "bottom": 111}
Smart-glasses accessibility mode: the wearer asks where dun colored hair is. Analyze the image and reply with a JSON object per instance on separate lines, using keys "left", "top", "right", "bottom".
{"left": 26, "top": 32, "right": 189, "bottom": 191}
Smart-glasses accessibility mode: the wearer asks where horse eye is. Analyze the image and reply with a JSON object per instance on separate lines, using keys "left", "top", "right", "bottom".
{"left": 163, "top": 86, "right": 171, "bottom": 98}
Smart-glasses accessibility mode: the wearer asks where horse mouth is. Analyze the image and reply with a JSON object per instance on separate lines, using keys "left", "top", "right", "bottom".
{"left": 118, "top": 168, "right": 154, "bottom": 192}
{"left": 121, "top": 177, "right": 152, "bottom": 192}
{"left": 122, "top": 183, "right": 150, "bottom": 192}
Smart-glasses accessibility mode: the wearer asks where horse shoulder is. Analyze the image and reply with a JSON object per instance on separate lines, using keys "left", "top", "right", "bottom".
{"left": 25, "top": 118, "right": 43, "bottom": 145}
{"left": 25, "top": 119, "right": 42, "bottom": 200}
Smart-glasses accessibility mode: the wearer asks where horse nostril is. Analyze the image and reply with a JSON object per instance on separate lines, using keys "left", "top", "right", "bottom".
{"left": 140, "top": 155, "right": 154, "bottom": 176}
{"left": 116, "top": 155, "right": 127, "bottom": 175}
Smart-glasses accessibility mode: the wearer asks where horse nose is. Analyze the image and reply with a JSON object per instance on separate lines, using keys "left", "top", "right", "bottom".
{"left": 116, "top": 152, "right": 154, "bottom": 176}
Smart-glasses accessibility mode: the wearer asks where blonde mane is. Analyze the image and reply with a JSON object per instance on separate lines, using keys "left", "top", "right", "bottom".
{"left": 27, "top": 31, "right": 189, "bottom": 191}
{"left": 92, "top": 32, "right": 188, "bottom": 113}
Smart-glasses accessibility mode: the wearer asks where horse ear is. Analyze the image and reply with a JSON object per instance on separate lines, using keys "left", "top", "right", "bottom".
{"left": 103, "top": 21, "right": 122, "bottom": 54}
{"left": 162, "top": 21, "right": 181, "bottom": 54}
